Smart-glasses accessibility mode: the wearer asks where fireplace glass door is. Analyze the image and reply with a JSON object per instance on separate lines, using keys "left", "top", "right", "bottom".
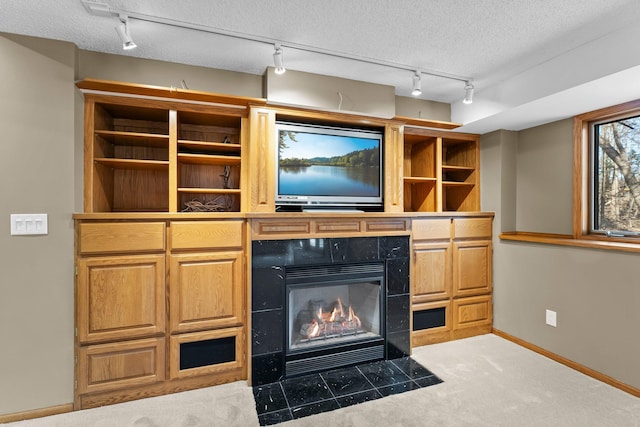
{"left": 286, "top": 263, "right": 384, "bottom": 354}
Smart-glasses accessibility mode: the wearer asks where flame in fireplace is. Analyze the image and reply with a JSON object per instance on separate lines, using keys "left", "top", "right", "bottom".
{"left": 307, "top": 319, "right": 320, "bottom": 338}
{"left": 304, "top": 298, "right": 363, "bottom": 339}
{"left": 348, "top": 305, "right": 361, "bottom": 327}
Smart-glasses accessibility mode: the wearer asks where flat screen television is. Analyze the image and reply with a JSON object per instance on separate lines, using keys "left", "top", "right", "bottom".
{"left": 275, "top": 121, "right": 384, "bottom": 210}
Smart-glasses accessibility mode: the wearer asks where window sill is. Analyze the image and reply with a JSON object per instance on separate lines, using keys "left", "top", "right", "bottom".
{"left": 499, "top": 231, "right": 640, "bottom": 254}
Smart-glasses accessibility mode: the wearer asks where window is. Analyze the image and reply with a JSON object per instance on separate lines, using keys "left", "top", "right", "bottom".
{"left": 575, "top": 99, "right": 640, "bottom": 243}
{"left": 592, "top": 114, "right": 640, "bottom": 236}
{"left": 500, "top": 98, "right": 640, "bottom": 252}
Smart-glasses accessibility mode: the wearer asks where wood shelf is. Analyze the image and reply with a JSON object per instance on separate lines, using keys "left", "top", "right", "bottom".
{"left": 442, "top": 181, "right": 475, "bottom": 187}
{"left": 404, "top": 177, "right": 437, "bottom": 183}
{"left": 393, "top": 115, "right": 461, "bottom": 130}
{"left": 94, "top": 158, "right": 169, "bottom": 170}
{"left": 442, "top": 165, "right": 474, "bottom": 171}
{"left": 178, "top": 188, "right": 241, "bottom": 194}
{"left": 95, "top": 130, "right": 169, "bottom": 146}
{"left": 177, "top": 153, "right": 241, "bottom": 166}
{"left": 178, "top": 140, "right": 241, "bottom": 154}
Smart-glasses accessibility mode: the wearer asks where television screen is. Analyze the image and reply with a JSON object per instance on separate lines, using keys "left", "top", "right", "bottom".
{"left": 275, "top": 122, "right": 383, "bottom": 209}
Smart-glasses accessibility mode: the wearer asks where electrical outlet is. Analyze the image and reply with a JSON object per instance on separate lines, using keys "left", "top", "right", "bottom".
{"left": 545, "top": 309, "right": 557, "bottom": 327}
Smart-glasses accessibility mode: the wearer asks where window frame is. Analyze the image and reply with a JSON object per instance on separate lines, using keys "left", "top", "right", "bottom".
{"left": 589, "top": 111, "right": 640, "bottom": 237}
{"left": 574, "top": 99, "right": 640, "bottom": 244}
{"left": 500, "top": 98, "right": 640, "bottom": 254}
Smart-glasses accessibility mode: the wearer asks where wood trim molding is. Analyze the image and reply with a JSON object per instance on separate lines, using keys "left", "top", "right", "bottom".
{"left": 499, "top": 231, "right": 640, "bottom": 254}
{"left": 76, "top": 78, "right": 267, "bottom": 107}
{"left": 393, "top": 115, "right": 461, "bottom": 130}
{"left": 493, "top": 329, "right": 640, "bottom": 398}
{"left": 0, "top": 403, "right": 73, "bottom": 424}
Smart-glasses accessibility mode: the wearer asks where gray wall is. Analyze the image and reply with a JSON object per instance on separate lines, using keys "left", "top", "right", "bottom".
{"left": 0, "top": 34, "right": 76, "bottom": 413}
{"left": 481, "top": 124, "right": 640, "bottom": 390}
{"left": 515, "top": 119, "right": 573, "bottom": 234}
{"left": 78, "top": 50, "right": 264, "bottom": 98}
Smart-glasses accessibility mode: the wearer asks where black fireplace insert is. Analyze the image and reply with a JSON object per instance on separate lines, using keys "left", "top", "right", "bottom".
{"left": 251, "top": 236, "right": 410, "bottom": 386}
{"left": 285, "top": 262, "right": 385, "bottom": 376}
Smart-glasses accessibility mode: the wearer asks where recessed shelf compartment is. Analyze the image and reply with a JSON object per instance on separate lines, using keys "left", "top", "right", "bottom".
{"left": 404, "top": 133, "right": 437, "bottom": 180}
{"left": 442, "top": 138, "right": 476, "bottom": 166}
{"left": 94, "top": 103, "right": 169, "bottom": 134}
{"left": 176, "top": 111, "right": 243, "bottom": 213}
{"left": 402, "top": 127, "right": 479, "bottom": 212}
{"left": 442, "top": 165, "right": 474, "bottom": 184}
{"left": 403, "top": 129, "right": 439, "bottom": 212}
{"left": 443, "top": 185, "right": 475, "bottom": 212}
{"left": 404, "top": 180, "right": 437, "bottom": 212}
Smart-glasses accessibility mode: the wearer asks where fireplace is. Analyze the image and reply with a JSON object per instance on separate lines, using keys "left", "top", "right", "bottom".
{"left": 285, "top": 262, "right": 385, "bottom": 376}
{"left": 251, "top": 236, "right": 410, "bottom": 386}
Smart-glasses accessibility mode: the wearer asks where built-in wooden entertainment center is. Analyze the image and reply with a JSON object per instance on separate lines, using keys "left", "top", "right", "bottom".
{"left": 73, "top": 79, "right": 493, "bottom": 408}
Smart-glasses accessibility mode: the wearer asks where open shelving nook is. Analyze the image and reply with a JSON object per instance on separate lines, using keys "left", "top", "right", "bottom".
{"left": 81, "top": 84, "right": 257, "bottom": 213}
{"left": 177, "top": 111, "right": 243, "bottom": 213}
{"left": 403, "top": 127, "right": 479, "bottom": 213}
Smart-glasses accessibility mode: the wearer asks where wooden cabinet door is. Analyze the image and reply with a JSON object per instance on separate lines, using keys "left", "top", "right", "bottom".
{"left": 77, "top": 254, "right": 166, "bottom": 344}
{"left": 412, "top": 242, "right": 451, "bottom": 303}
{"left": 169, "top": 251, "right": 244, "bottom": 333}
{"left": 452, "top": 294, "right": 493, "bottom": 338}
{"left": 452, "top": 240, "right": 492, "bottom": 297}
{"left": 78, "top": 337, "right": 165, "bottom": 394}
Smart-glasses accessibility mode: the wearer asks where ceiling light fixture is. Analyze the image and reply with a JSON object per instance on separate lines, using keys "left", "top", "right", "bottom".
{"left": 82, "top": 1, "right": 475, "bottom": 98}
{"left": 273, "top": 44, "right": 286, "bottom": 75}
{"left": 115, "top": 14, "right": 136, "bottom": 50}
{"left": 463, "top": 81, "right": 474, "bottom": 104}
{"left": 411, "top": 71, "right": 422, "bottom": 96}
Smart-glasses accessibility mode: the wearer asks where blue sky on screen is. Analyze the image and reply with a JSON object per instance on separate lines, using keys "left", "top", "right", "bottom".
{"left": 280, "top": 132, "right": 378, "bottom": 160}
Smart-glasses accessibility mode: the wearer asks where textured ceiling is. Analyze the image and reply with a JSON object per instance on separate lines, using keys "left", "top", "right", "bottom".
{"left": 1, "top": 0, "right": 640, "bottom": 131}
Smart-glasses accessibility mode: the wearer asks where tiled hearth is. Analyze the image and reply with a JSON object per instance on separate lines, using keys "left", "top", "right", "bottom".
{"left": 252, "top": 356, "right": 442, "bottom": 425}
{"left": 251, "top": 236, "right": 411, "bottom": 385}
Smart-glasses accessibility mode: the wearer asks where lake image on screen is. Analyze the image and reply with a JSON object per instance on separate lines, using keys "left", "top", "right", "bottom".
{"left": 278, "top": 131, "right": 380, "bottom": 197}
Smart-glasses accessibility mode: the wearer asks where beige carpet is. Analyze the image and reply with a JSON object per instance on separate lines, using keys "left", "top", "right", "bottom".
{"left": 4, "top": 334, "right": 639, "bottom": 426}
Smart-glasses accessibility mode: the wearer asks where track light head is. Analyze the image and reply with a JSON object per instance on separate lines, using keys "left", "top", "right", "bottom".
{"left": 273, "top": 44, "right": 286, "bottom": 75}
{"left": 463, "top": 81, "right": 474, "bottom": 104}
{"left": 115, "top": 15, "right": 136, "bottom": 50}
{"left": 411, "top": 72, "right": 422, "bottom": 96}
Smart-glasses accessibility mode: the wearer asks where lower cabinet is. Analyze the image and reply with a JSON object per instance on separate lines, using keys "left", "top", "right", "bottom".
{"left": 452, "top": 294, "right": 492, "bottom": 339}
{"left": 74, "top": 214, "right": 491, "bottom": 408}
{"left": 74, "top": 219, "right": 246, "bottom": 409}
{"left": 78, "top": 338, "right": 166, "bottom": 395}
{"left": 411, "top": 216, "right": 493, "bottom": 346}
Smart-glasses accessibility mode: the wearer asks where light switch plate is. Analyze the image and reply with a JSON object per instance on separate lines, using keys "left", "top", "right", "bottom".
{"left": 10, "top": 213, "right": 48, "bottom": 235}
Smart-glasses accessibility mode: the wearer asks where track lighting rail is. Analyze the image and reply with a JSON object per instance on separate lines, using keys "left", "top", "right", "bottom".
{"left": 81, "top": 0, "right": 474, "bottom": 99}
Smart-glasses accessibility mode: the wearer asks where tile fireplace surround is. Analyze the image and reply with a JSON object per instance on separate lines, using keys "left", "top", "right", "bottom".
{"left": 251, "top": 236, "right": 411, "bottom": 386}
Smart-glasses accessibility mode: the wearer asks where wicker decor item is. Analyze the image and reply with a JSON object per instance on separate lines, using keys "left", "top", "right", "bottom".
{"left": 182, "top": 196, "right": 232, "bottom": 212}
